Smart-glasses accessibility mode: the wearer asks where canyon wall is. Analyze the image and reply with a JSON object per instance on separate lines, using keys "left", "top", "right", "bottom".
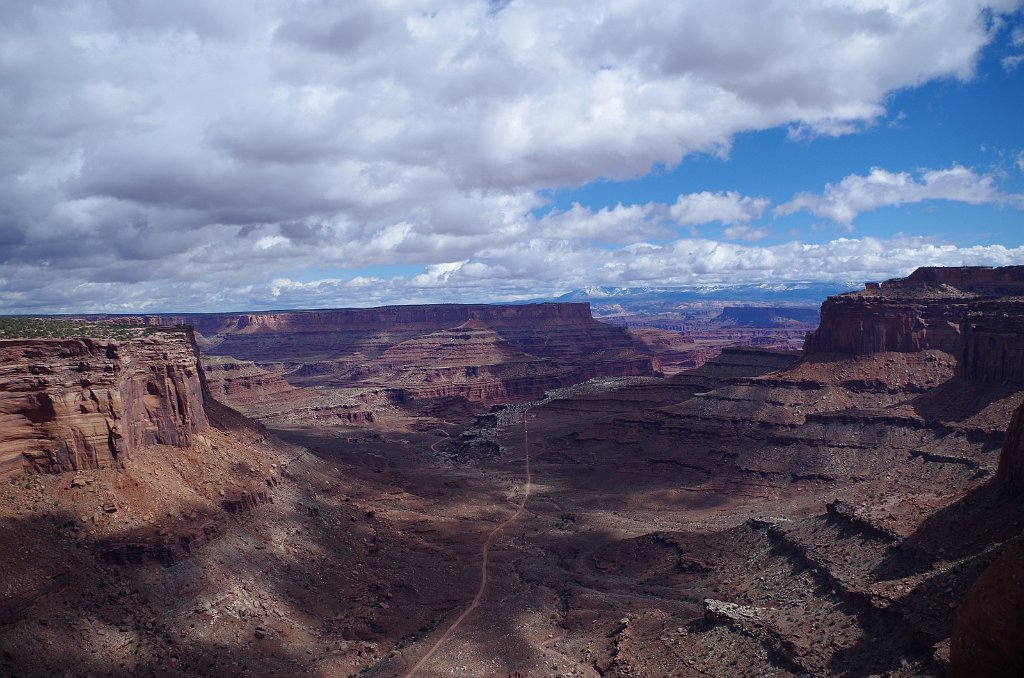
{"left": 0, "top": 329, "right": 209, "bottom": 476}
{"left": 902, "top": 265, "right": 1024, "bottom": 291}
{"left": 804, "top": 296, "right": 966, "bottom": 355}
{"left": 806, "top": 267, "right": 1024, "bottom": 385}
{"left": 124, "top": 303, "right": 661, "bottom": 414}
{"left": 999, "top": 400, "right": 1024, "bottom": 490}
{"left": 957, "top": 300, "right": 1024, "bottom": 384}
{"left": 134, "top": 303, "right": 627, "bottom": 361}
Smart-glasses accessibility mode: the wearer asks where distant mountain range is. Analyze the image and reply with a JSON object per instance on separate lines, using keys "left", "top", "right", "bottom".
{"left": 532, "top": 282, "right": 862, "bottom": 316}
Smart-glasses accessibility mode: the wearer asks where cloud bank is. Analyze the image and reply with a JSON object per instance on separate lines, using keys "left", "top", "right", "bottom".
{"left": 1, "top": 1, "right": 1022, "bottom": 312}
{"left": 776, "top": 165, "right": 1018, "bottom": 226}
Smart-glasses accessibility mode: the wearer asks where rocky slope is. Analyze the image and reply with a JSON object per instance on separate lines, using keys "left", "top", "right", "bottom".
{"left": 946, "top": 396, "right": 1024, "bottom": 676}
{"left": 999, "top": 398, "right": 1024, "bottom": 489}
{"left": 0, "top": 321, "right": 480, "bottom": 678}
{"left": 452, "top": 265, "right": 1024, "bottom": 676}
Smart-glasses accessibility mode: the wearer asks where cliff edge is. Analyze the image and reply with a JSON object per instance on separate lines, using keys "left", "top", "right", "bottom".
{"left": 805, "top": 266, "right": 1024, "bottom": 384}
{"left": 0, "top": 328, "right": 209, "bottom": 476}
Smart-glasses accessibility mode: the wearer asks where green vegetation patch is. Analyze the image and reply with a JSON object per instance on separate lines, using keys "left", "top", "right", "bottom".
{"left": 0, "top": 317, "right": 185, "bottom": 340}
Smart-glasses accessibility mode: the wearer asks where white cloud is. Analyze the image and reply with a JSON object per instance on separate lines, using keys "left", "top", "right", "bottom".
{"left": 0, "top": 1, "right": 1021, "bottom": 312}
{"left": 723, "top": 225, "right": 770, "bottom": 241}
{"left": 595, "top": 237, "right": 1024, "bottom": 287}
{"left": 4, "top": 234, "right": 1023, "bottom": 314}
{"left": 775, "top": 165, "right": 1013, "bottom": 227}
{"left": 255, "top": 235, "right": 288, "bottom": 250}
{"left": 670, "top": 191, "right": 770, "bottom": 227}
{"left": 411, "top": 261, "right": 467, "bottom": 287}
{"left": 538, "top": 202, "right": 666, "bottom": 242}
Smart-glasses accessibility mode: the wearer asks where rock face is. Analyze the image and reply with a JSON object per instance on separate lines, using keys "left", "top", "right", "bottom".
{"left": 139, "top": 303, "right": 636, "bottom": 363}
{"left": 0, "top": 329, "right": 209, "bottom": 476}
{"left": 950, "top": 538, "right": 1024, "bottom": 677}
{"left": 951, "top": 396, "right": 1024, "bottom": 675}
{"left": 5, "top": 265, "right": 1024, "bottom": 677}
{"left": 999, "top": 399, "right": 1024, "bottom": 489}
{"left": 502, "top": 266, "right": 1024, "bottom": 675}
{"left": 806, "top": 266, "right": 1024, "bottom": 386}
{"left": 958, "top": 300, "right": 1024, "bottom": 383}
{"left": 717, "top": 306, "right": 819, "bottom": 326}
{"left": 113, "top": 304, "right": 661, "bottom": 425}
{"left": 903, "top": 265, "right": 1024, "bottom": 291}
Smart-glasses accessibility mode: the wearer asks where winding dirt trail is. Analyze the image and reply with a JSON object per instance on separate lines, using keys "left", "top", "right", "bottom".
{"left": 402, "top": 417, "right": 533, "bottom": 677}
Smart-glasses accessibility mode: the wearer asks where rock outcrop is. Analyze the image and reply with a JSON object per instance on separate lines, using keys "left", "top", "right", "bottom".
{"left": 949, "top": 537, "right": 1024, "bottom": 677}
{"left": 805, "top": 293, "right": 967, "bottom": 356}
{"left": 5, "top": 265, "right": 1024, "bottom": 677}
{"left": 0, "top": 329, "right": 209, "bottom": 476}
{"left": 958, "top": 300, "right": 1024, "bottom": 383}
{"left": 806, "top": 267, "right": 1024, "bottom": 386}
{"left": 717, "top": 306, "right": 819, "bottom": 326}
{"left": 506, "top": 266, "right": 1024, "bottom": 674}
{"left": 999, "top": 399, "right": 1024, "bottom": 490}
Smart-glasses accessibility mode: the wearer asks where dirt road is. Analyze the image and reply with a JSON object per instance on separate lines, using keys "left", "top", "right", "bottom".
{"left": 402, "top": 417, "right": 533, "bottom": 677}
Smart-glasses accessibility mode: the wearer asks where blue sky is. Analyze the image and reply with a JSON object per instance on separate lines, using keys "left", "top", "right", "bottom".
{"left": 548, "top": 24, "right": 1024, "bottom": 249}
{"left": 1, "top": 1, "right": 1023, "bottom": 313}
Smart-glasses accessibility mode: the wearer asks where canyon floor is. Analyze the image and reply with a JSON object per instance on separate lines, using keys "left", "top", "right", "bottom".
{"left": 3, "top": 269, "right": 1024, "bottom": 676}
{"left": 4, "top": 357, "right": 1020, "bottom": 677}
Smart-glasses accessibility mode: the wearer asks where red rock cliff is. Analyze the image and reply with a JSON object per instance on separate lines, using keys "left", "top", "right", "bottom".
{"left": 904, "top": 265, "right": 1024, "bottom": 292}
{"left": 804, "top": 294, "right": 966, "bottom": 355}
{"left": 805, "top": 267, "right": 1024, "bottom": 385}
{"left": 957, "top": 300, "right": 1024, "bottom": 383}
{"left": 131, "top": 302, "right": 649, "bottom": 370}
{"left": 140, "top": 302, "right": 595, "bottom": 336}
{"left": 0, "top": 329, "right": 209, "bottom": 476}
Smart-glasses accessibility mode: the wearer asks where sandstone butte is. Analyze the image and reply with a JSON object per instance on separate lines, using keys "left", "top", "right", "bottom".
{"left": 0, "top": 265, "right": 1021, "bottom": 677}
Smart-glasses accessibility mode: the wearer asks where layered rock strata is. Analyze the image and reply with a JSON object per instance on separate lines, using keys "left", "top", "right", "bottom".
{"left": 110, "top": 304, "right": 662, "bottom": 424}
{"left": 806, "top": 266, "right": 1024, "bottom": 376}
{"left": 504, "top": 266, "right": 1024, "bottom": 674}
{"left": 134, "top": 303, "right": 640, "bottom": 364}
{"left": 0, "top": 329, "right": 209, "bottom": 476}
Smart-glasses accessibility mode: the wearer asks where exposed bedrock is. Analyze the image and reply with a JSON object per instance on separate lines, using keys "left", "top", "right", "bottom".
{"left": 999, "top": 399, "right": 1024, "bottom": 490}
{"left": 950, "top": 537, "right": 1024, "bottom": 677}
{"left": 138, "top": 303, "right": 644, "bottom": 363}
{"left": 903, "top": 265, "right": 1024, "bottom": 291}
{"left": 129, "top": 304, "right": 662, "bottom": 421}
{"left": 805, "top": 267, "right": 1024, "bottom": 388}
{"left": 0, "top": 330, "right": 209, "bottom": 476}
{"left": 958, "top": 300, "right": 1024, "bottom": 384}
{"left": 805, "top": 296, "right": 966, "bottom": 356}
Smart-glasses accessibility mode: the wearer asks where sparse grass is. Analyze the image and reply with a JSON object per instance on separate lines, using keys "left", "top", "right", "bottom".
{"left": 0, "top": 316, "right": 186, "bottom": 340}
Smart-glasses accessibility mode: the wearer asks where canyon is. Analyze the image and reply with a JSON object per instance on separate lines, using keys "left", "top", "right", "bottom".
{"left": 128, "top": 303, "right": 662, "bottom": 428}
{"left": 0, "top": 265, "right": 1022, "bottom": 676}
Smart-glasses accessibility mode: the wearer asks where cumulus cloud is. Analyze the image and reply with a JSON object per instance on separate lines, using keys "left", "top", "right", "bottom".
{"left": 775, "top": 165, "right": 1016, "bottom": 227}
{"left": 0, "top": 1, "right": 1022, "bottom": 312}
{"left": 722, "top": 225, "right": 770, "bottom": 241}
{"left": 670, "top": 191, "right": 770, "bottom": 227}
{"left": 1004, "top": 24, "right": 1024, "bottom": 69}
{"left": 537, "top": 202, "right": 667, "bottom": 242}
{"left": 4, "top": 234, "right": 1023, "bottom": 314}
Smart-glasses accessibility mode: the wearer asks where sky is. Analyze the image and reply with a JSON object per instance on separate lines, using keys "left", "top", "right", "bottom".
{"left": 2, "top": 0, "right": 1024, "bottom": 314}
